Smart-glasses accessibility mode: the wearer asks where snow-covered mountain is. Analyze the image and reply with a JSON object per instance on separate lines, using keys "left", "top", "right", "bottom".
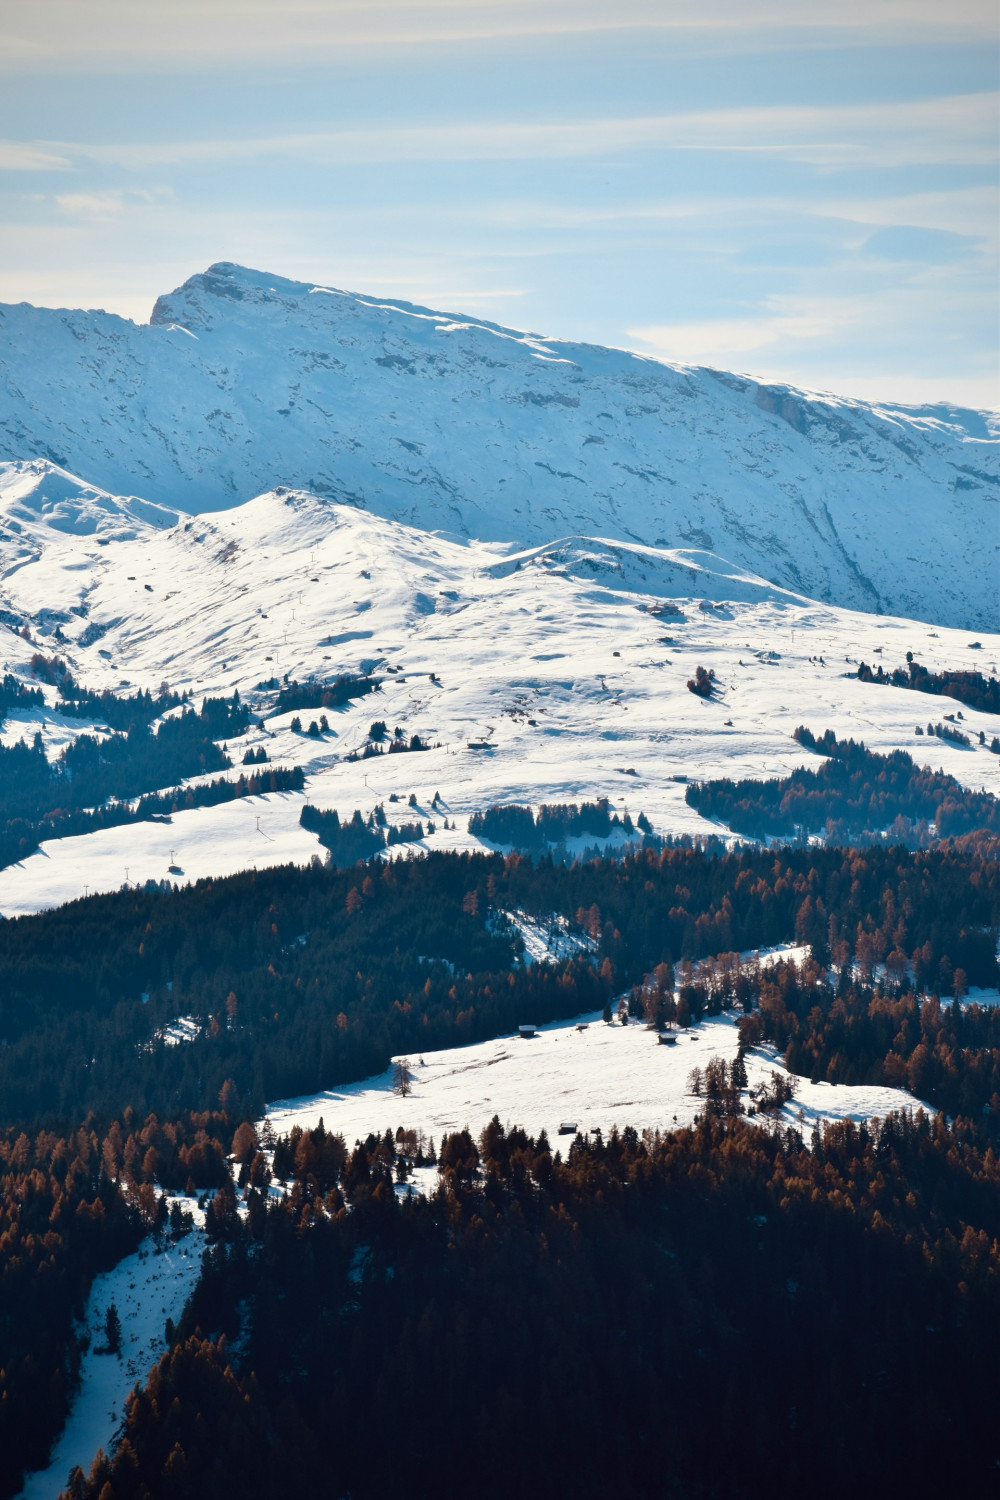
{"left": 0, "top": 265, "right": 996, "bottom": 914}
{"left": 0, "top": 458, "right": 997, "bottom": 917}
{"left": 1, "top": 263, "right": 996, "bottom": 630}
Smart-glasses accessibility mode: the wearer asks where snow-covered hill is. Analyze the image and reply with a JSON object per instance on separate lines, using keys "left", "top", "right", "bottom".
{"left": 0, "top": 460, "right": 997, "bottom": 916}
{"left": 1, "top": 263, "right": 996, "bottom": 629}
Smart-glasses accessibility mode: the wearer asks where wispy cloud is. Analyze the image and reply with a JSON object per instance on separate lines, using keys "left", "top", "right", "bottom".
{"left": 629, "top": 285, "right": 1000, "bottom": 409}
{"left": 53, "top": 187, "right": 174, "bottom": 221}
{"left": 40, "top": 92, "right": 997, "bottom": 172}
{"left": 54, "top": 192, "right": 129, "bottom": 220}
{"left": 452, "top": 182, "right": 999, "bottom": 244}
{"left": 811, "top": 185, "right": 999, "bottom": 242}
{"left": 0, "top": 142, "right": 71, "bottom": 171}
{"left": 2, "top": 0, "right": 995, "bottom": 71}
{"left": 630, "top": 306, "right": 846, "bottom": 365}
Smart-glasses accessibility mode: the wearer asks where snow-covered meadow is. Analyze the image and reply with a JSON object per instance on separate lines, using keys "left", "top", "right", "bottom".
{"left": 267, "top": 1003, "right": 930, "bottom": 1167}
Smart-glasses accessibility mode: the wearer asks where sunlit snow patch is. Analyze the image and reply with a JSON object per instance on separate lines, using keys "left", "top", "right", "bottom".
{"left": 156, "top": 1015, "right": 200, "bottom": 1047}
{"left": 496, "top": 909, "right": 597, "bottom": 966}
{"left": 266, "top": 1006, "right": 931, "bottom": 1172}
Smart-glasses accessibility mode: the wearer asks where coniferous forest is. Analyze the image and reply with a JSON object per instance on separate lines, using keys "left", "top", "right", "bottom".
{"left": 0, "top": 785, "right": 998, "bottom": 1494}
{"left": 855, "top": 654, "right": 1000, "bottom": 714}
{"left": 59, "top": 1112, "right": 1000, "bottom": 1500}
{"left": 685, "top": 727, "right": 1000, "bottom": 841}
{"left": 0, "top": 842, "right": 996, "bottom": 1126}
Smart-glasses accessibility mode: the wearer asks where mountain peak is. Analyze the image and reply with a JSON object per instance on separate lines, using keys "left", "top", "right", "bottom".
{"left": 1, "top": 269, "right": 996, "bottom": 630}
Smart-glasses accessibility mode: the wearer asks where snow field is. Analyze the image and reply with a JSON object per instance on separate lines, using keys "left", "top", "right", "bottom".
{"left": 0, "top": 790, "right": 317, "bottom": 918}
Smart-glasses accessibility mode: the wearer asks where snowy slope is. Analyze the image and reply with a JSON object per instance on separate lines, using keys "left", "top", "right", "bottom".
{"left": 266, "top": 1002, "right": 932, "bottom": 1158}
{"left": 0, "top": 263, "right": 996, "bottom": 629}
{"left": 0, "top": 467, "right": 997, "bottom": 917}
{"left": 17, "top": 1208, "right": 205, "bottom": 1500}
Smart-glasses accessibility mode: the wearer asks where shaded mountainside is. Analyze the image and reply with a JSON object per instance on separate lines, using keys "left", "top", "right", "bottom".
{"left": 0, "top": 262, "right": 996, "bottom": 629}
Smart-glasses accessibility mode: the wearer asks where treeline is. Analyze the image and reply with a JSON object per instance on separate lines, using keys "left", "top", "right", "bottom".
{"left": 273, "top": 674, "right": 380, "bottom": 716}
{"left": 64, "top": 1111, "right": 1000, "bottom": 1499}
{"left": 0, "top": 693, "right": 248, "bottom": 823}
{"left": 0, "top": 693, "right": 259, "bottom": 869}
{"left": 469, "top": 797, "right": 645, "bottom": 851}
{"left": 299, "top": 803, "right": 427, "bottom": 863}
{"left": 0, "top": 1125, "right": 145, "bottom": 1499}
{"left": 29, "top": 652, "right": 192, "bottom": 729}
{"left": 344, "top": 731, "right": 430, "bottom": 761}
{"left": 858, "top": 655, "right": 1000, "bottom": 714}
{"left": 0, "top": 672, "right": 43, "bottom": 724}
{"left": 738, "top": 957, "right": 1000, "bottom": 1120}
{"left": 919, "top": 719, "right": 979, "bottom": 749}
{"left": 0, "top": 843, "right": 994, "bottom": 1129}
{"left": 0, "top": 761, "right": 301, "bottom": 873}
{"left": 686, "top": 726, "right": 1000, "bottom": 842}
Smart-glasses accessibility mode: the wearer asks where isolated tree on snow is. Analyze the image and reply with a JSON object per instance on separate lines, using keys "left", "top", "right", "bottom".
{"left": 393, "top": 1058, "right": 413, "bottom": 1097}
{"left": 104, "top": 1302, "right": 122, "bottom": 1356}
{"left": 688, "top": 665, "right": 716, "bottom": 698}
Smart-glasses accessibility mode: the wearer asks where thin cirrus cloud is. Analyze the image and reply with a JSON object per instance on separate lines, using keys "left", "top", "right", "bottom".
{"left": 811, "top": 185, "right": 997, "bottom": 242}
{"left": 19, "top": 90, "right": 996, "bottom": 173}
{"left": 628, "top": 278, "right": 996, "bottom": 390}
{"left": 53, "top": 190, "right": 171, "bottom": 221}
{"left": 0, "top": 142, "right": 71, "bottom": 171}
{"left": 630, "top": 307, "right": 845, "bottom": 364}
{"left": 2, "top": 0, "right": 995, "bottom": 70}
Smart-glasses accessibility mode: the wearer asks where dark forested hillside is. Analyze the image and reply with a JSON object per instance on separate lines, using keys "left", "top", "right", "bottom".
{"left": 0, "top": 843, "right": 995, "bottom": 1129}
{"left": 63, "top": 1111, "right": 1000, "bottom": 1500}
{"left": 0, "top": 1128, "right": 145, "bottom": 1499}
{"left": 0, "top": 1100, "right": 247, "bottom": 1500}
{"left": 1, "top": 836, "right": 997, "bottom": 1500}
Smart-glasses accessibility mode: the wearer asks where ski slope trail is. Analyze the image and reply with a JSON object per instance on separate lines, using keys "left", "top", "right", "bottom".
{"left": 17, "top": 1207, "right": 205, "bottom": 1500}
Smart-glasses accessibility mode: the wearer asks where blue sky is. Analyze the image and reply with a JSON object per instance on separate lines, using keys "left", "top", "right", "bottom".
{"left": 1, "top": 0, "right": 997, "bottom": 405}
